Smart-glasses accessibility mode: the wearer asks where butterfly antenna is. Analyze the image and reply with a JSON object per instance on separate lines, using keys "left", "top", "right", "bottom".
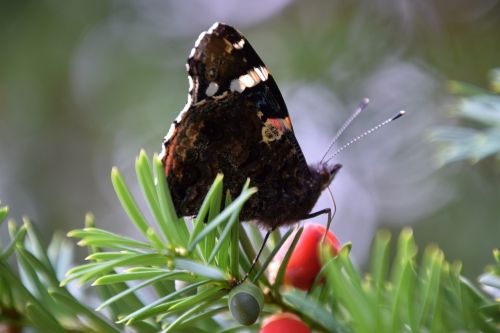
{"left": 320, "top": 98, "right": 371, "bottom": 163}
{"left": 325, "top": 110, "right": 406, "bottom": 164}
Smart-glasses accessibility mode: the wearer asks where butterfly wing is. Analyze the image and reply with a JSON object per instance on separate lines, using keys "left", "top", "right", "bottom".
{"left": 186, "top": 22, "right": 290, "bottom": 118}
{"left": 161, "top": 23, "right": 323, "bottom": 227}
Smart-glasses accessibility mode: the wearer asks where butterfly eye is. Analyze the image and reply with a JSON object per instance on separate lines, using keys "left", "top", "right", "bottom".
{"left": 317, "top": 164, "right": 341, "bottom": 190}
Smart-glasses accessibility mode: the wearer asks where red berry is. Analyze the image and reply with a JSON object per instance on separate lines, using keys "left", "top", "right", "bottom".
{"left": 260, "top": 313, "right": 311, "bottom": 333}
{"left": 285, "top": 224, "right": 341, "bottom": 290}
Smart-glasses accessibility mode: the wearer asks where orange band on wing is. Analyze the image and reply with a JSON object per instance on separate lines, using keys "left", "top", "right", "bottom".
{"left": 164, "top": 144, "right": 176, "bottom": 176}
{"left": 283, "top": 117, "right": 292, "bottom": 130}
{"left": 268, "top": 119, "right": 281, "bottom": 131}
{"left": 268, "top": 117, "right": 292, "bottom": 132}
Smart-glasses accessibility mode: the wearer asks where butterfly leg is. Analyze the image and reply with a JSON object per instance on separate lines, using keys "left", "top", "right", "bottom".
{"left": 238, "top": 207, "right": 335, "bottom": 284}
{"left": 238, "top": 226, "right": 276, "bottom": 284}
{"left": 302, "top": 208, "right": 331, "bottom": 221}
{"left": 302, "top": 208, "right": 335, "bottom": 242}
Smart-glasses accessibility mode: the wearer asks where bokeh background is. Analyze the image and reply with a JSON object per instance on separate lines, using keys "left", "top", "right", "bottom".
{"left": 1, "top": 0, "right": 499, "bottom": 278}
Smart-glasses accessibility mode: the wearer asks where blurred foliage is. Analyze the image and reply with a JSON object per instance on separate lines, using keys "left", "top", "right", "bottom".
{"left": 0, "top": 209, "right": 120, "bottom": 332}
{"left": 431, "top": 69, "right": 500, "bottom": 165}
{"left": 1, "top": 153, "right": 499, "bottom": 332}
{"left": 320, "top": 231, "right": 500, "bottom": 333}
{"left": 413, "top": 67, "right": 499, "bottom": 280}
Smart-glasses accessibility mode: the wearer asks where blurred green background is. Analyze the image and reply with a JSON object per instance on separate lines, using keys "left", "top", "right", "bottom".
{"left": 0, "top": 0, "right": 499, "bottom": 278}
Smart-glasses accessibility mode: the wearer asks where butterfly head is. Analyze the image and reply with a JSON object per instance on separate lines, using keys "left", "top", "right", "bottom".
{"left": 318, "top": 163, "right": 342, "bottom": 191}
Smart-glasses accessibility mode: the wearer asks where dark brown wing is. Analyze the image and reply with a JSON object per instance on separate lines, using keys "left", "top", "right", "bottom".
{"left": 186, "top": 22, "right": 291, "bottom": 119}
{"left": 161, "top": 23, "right": 324, "bottom": 227}
{"left": 164, "top": 86, "right": 323, "bottom": 227}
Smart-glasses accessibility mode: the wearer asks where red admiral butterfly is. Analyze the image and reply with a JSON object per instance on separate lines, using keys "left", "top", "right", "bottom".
{"left": 160, "top": 22, "right": 342, "bottom": 229}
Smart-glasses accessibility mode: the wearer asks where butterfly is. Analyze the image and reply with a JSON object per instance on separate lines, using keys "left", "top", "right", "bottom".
{"left": 160, "top": 22, "right": 342, "bottom": 230}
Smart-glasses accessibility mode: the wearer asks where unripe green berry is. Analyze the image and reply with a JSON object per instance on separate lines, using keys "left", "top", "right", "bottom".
{"left": 228, "top": 282, "right": 264, "bottom": 325}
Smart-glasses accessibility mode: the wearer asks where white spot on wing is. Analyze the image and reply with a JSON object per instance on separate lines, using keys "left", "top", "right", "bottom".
{"left": 175, "top": 95, "right": 192, "bottom": 123}
{"left": 164, "top": 123, "right": 176, "bottom": 143}
{"left": 230, "top": 78, "right": 245, "bottom": 93}
{"left": 190, "top": 23, "right": 220, "bottom": 58}
{"left": 175, "top": 110, "right": 186, "bottom": 123}
{"left": 189, "top": 47, "right": 196, "bottom": 58}
{"left": 207, "top": 22, "right": 220, "bottom": 33}
{"left": 205, "top": 81, "right": 219, "bottom": 96}
{"left": 159, "top": 146, "right": 166, "bottom": 160}
{"left": 194, "top": 31, "right": 207, "bottom": 49}
{"left": 239, "top": 73, "right": 257, "bottom": 88}
{"left": 255, "top": 66, "right": 269, "bottom": 81}
{"left": 233, "top": 39, "right": 245, "bottom": 49}
{"left": 229, "top": 66, "right": 270, "bottom": 93}
{"left": 188, "top": 75, "right": 194, "bottom": 92}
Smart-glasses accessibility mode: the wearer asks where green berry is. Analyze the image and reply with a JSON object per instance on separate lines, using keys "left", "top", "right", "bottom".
{"left": 228, "top": 282, "right": 264, "bottom": 326}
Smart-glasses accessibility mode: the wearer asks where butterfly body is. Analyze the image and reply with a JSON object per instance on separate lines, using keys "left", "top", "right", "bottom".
{"left": 161, "top": 23, "right": 341, "bottom": 228}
